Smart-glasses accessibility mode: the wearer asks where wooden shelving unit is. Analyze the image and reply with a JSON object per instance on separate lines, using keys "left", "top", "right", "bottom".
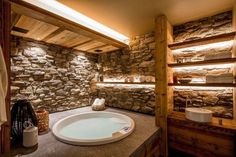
{"left": 155, "top": 10, "right": 236, "bottom": 157}
{"left": 168, "top": 83, "right": 236, "bottom": 87}
{"left": 168, "top": 58, "right": 236, "bottom": 68}
{"left": 168, "top": 31, "right": 236, "bottom": 50}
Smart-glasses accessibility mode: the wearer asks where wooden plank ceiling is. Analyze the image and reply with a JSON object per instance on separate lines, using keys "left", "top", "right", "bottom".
{"left": 11, "top": 14, "right": 119, "bottom": 53}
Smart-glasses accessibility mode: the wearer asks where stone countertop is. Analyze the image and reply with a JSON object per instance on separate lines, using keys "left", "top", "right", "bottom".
{"left": 11, "top": 107, "right": 160, "bottom": 157}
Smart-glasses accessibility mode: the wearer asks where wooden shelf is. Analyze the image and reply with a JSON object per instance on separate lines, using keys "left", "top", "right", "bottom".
{"left": 168, "top": 32, "right": 236, "bottom": 50}
{"left": 96, "top": 82, "right": 155, "bottom": 85}
{"left": 168, "top": 83, "right": 236, "bottom": 87}
{"left": 168, "top": 111, "right": 236, "bottom": 134}
{"left": 168, "top": 58, "right": 236, "bottom": 68}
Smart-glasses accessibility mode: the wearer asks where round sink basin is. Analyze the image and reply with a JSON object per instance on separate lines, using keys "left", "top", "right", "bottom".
{"left": 185, "top": 108, "right": 213, "bottom": 123}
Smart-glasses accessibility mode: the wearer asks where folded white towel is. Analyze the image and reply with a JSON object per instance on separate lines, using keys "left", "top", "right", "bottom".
{"left": 92, "top": 98, "right": 106, "bottom": 111}
{"left": 0, "top": 46, "right": 8, "bottom": 127}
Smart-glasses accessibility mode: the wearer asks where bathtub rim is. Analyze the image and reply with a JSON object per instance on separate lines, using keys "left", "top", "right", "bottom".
{"left": 52, "top": 111, "right": 135, "bottom": 146}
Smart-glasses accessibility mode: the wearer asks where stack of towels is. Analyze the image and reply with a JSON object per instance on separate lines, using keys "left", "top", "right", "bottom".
{"left": 92, "top": 98, "right": 106, "bottom": 111}
{"left": 204, "top": 52, "right": 232, "bottom": 61}
{"left": 206, "top": 73, "right": 234, "bottom": 83}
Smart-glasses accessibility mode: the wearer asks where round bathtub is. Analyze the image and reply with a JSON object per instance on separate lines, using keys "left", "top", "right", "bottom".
{"left": 52, "top": 111, "right": 135, "bottom": 145}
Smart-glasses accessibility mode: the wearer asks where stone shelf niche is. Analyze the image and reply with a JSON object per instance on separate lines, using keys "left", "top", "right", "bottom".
{"left": 168, "top": 31, "right": 236, "bottom": 50}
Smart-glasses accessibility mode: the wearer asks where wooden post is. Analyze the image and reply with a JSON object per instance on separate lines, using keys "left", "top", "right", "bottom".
{"left": 155, "top": 15, "right": 173, "bottom": 157}
{"left": 0, "top": 0, "right": 11, "bottom": 154}
{"left": 233, "top": 3, "right": 236, "bottom": 123}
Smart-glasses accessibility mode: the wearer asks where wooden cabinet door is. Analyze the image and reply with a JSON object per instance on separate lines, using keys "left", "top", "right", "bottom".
{"left": 0, "top": 0, "right": 11, "bottom": 154}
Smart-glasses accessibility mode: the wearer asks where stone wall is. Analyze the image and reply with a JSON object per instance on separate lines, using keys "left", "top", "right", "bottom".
{"left": 96, "top": 84, "right": 155, "bottom": 115}
{"left": 99, "top": 32, "right": 155, "bottom": 82}
{"left": 173, "top": 11, "right": 234, "bottom": 119}
{"left": 11, "top": 36, "right": 98, "bottom": 112}
{"left": 174, "top": 11, "right": 232, "bottom": 43}
{"left": 97, "top": 32, "right": 156, "bottom": 114}
{"left": 174, "top": 88, "right": 233, "bottom": 118}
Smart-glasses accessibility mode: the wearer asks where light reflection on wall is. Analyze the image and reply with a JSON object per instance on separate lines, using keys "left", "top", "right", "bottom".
{"left": 96, "top": 83, "right": 155, "bottom": 88}
{"left": 173, "top": 63, "right": 233, "bottom": 70}
{"left": 174, "top": 86, "right": 233, "bottom": 91}
{"left": 172, "top": 40, "right": 233, "bottom": 55}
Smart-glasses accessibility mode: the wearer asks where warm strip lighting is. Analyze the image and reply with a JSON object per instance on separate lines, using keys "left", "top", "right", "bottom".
{"left": 23, "top": 0, "right": 130, "bottom": 44}
{"left": 173, "top": 63, "right": 233, "bottom": 69}
{"left": 96, "top": 83, "right": 155, "bottom": 88}
{"left": 174, "top": 86, "right": 233, "bottom": 90}
{"left": 172, "top": 40, "right": 233, "bottom": 54}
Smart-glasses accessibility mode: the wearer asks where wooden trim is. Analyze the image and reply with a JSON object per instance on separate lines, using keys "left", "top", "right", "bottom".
{"left": 155, "top": 15, "right": 173, "bottom": 157}
{"left": 10, "top": 0, "right": 127, "bottom": 48}
{"left": 11, "top": 12, "right": 21, "bottom": 29}
{"left": 168, "top": 58, "right": 236, "bottom": 67}
{"left": 42, "top": 27, "right": 65, "bottom": 41}
{"left": 168, "top": 31, "right": 236, "bottom": 50}
{"left": 168, "top": 83, "right": 236, "bottom": 87}
{"left": 0, "top": 0, "right": 11, "bottom": 154}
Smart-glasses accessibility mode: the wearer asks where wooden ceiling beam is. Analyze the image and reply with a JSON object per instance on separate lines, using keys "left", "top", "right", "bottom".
{"left": 11, "top": 12, "right": 21, "bottom": 29}
{"left": 43, "top": 27, "right": 65, "bottom": 41}
{"left": 87, "top": 44, "right": 109, "bottom": 52}
{"left": 72, "top": 39, "right": 93, "bottom": 48}
{"left": 10, "top": 0, "right": 127, "bottom": 48}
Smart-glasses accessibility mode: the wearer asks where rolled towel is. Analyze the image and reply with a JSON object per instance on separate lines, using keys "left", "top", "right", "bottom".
{"left": 92, "top": 98, "right": 106, "bottom": 111}
{"left": 93, "top": 98, "right": 100, "bottom": 106}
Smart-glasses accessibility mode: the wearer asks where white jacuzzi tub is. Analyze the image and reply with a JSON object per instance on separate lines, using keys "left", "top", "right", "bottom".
{"left": 52, "top": 111, "right": 135, "bottom": 146}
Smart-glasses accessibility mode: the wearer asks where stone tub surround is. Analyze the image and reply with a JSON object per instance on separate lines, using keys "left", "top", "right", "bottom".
{"left": 172, "top": 11, "right": 234, "bottom": 119}
{"left": 97, "top": 32, "right": 156, "bottom": 114}
{"left": 10, "top": 36, "right": 98, "bottom": 112}
{"left": 10, "top": 107, "right": 160, "bottom": 157}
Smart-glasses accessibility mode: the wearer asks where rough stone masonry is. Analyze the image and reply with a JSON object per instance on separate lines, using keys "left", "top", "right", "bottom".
{"left": 10, "top": 11, "right": 234, "bottom": 118}
{"left": 173, "top": 11, "right": 234, "bottom": 118}
{"left": 10, "top": 36, "right": 98, "bottom": 112}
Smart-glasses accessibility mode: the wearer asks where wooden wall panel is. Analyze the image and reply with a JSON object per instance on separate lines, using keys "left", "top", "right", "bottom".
{"left": 168, "top": 124, "right": 234, "bottom": 157}
{"left": 11, "top": 15, "right": 59, "bottom": 41}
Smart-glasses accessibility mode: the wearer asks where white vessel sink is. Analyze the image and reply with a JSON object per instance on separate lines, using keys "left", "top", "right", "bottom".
{"left": 185, "top": 108, "right": 213, "bottom": 123}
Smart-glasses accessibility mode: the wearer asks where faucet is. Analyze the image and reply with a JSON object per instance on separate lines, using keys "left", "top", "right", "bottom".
{"left": 186, "top": 96, "right": 192, "bottom": 108}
